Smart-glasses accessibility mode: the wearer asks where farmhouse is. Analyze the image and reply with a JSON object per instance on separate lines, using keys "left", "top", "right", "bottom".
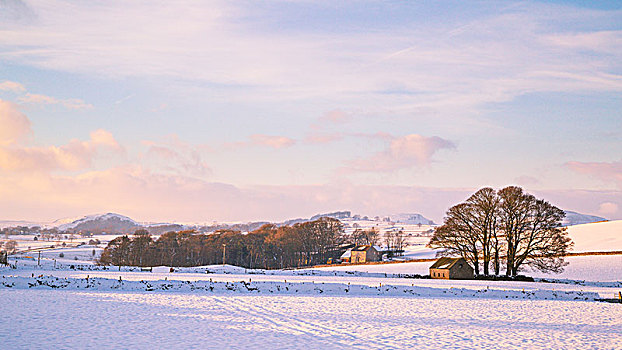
{"left": 350, "top": 245, "right": 380, "bottom": 263}
{"left": 429, "top": 257, "right": 474, "bottom": 279}
{"left": 340, "top": 249, "right": 352, "bottom": 263}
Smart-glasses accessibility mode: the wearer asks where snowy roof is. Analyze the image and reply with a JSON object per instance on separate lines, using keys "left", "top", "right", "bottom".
{"left": 352, "top": 245, "right": 377, "bottom": 252}
{"left": 429, "top": 257, "right": 464, "bottom": 270}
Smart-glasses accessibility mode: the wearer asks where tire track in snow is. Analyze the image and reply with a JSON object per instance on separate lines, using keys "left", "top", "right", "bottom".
{"left": 210, "top": 296, "right": 401, "bottom": 349}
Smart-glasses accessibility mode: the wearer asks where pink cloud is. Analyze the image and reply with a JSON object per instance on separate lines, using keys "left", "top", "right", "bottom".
{"left": 0, "top": 81, "right": 26, "bottom": 93}
{"left": 320, "top": 109, "right": 351, "bottom": 124}
{"left": 18, "top": 93, "right": 93, "bottom": 110}
{"left": 0, "top": 100, "right": 31, "bottom": 146}
{"left": 1, "top": 98, "right": 121, "bottom": 172}
{"left": 348, "top": 134, "right": 456, "bottom": 172}
{"left": 250, "top": 134, "right": 296, "bottom": 149}
{"left": 514, "top": 175, "right": 541, "bottom": 186}
{"left": 598, "top": 202, "right": 619, "bottom": 216}
{"left": 566, "top": 160, "right": 622, "bottom": 185}
{"left": 304, "top": 132, "right": 344, "bottom": 144}
{"left": 142, "top": 135, "right": 212, "bottom": 178}
{"left": 0, "top": 129, "right": 123, "bottom": 172}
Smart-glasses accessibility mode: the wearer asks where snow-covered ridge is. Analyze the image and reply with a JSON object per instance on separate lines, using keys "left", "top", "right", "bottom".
{"left": 56, "top": 213, "right": 137, "bottom": 231}
{"left": 387, "top": 213, "right": 435, "bottom": 225}
{"left": 563, "top": 211, "right": 607, "bottom": 226}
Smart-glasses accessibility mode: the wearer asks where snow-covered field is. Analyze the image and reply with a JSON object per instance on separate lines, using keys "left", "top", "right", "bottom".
{"left": 1, "top": 289, "right": 621, "bottom": 349}
{"left": 566, "top": 220, "right": 622, "bottom": 253}
{"left": 2, "top": 253, "right": 622, "bottom": 349}
{"left": 2, "top": 220, "right": 622, "bottom": 349}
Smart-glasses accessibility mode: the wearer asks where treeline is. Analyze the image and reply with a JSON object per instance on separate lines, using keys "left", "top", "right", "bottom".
{"left": 428, "top": 186, "right": 572, "bottom": 277}
{"left": 99, "top": 217, "right": 347, "bottom": 269}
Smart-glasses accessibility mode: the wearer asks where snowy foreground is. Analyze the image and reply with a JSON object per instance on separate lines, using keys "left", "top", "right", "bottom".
{"left": 2, "top": 290, "right": 621, "bottom": 349}
{"left": 2, "top": 258, "right": 622, "bottom": 349}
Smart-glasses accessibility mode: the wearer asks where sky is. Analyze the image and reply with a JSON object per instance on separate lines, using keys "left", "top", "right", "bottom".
{"left": 0, "top": 0, "right": 620, "bottom": 224}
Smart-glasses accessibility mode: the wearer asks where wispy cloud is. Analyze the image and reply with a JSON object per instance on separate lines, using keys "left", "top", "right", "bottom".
{"left": 114, "top": 93, "right": 135, "bottom": 105}
{"left": 250, "top": 134, "right": 296, "bottom": 149}
{"left": 599, "top": 202, "right": 619, "bottom": 216}
{"left": 319, "top": 109, "right": 351, "bottom": 124}
{"left": 0, "top": 79, "right": 93, "bottom": 110}
{"left": 227, "top": 134, "right": 297, "bottom": 150}
{"left": 514, "top": 175, "right": 541, "bottom": 186}
{"left": 347, "top": 134, "right": 456, "bottom": 172}
{"left": 566, "top": 160, "right": 622, "bottom": 186}
{"left": 18, "top": 93, "right": 93, "bottom": 110}
{"left": 0, "top": 80, "right": 26, "bottom": 93}
{"left": 0, "top": 1, "right": 619, "bottom": 117}
{"left": 141, "top": 134, "right": 212, "bottom": 178}
{"left": 304, "top": 132, "right": 344, "bottom": 144}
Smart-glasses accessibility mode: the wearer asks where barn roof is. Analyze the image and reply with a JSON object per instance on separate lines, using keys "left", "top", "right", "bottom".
{"left": 340, "top": 249, "right": 352, "bottom": 259}
{"left": 429, "top": 257, "right": 464, "bottom": 270}
{"left": 352, "top": 245, "right": 375, "bottom": 252}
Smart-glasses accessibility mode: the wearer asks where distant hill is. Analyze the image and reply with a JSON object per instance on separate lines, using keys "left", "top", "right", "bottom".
{"left": 387, "top": 213, "right": 436, "bottom": 225}
{"left": 3, "top": 209, "right": 436, "bottom": 234}
{"left": 57, "top": 213, "right": 140, "bottom": 234}
{"left": 0, "top": 220, "right": 43, "bottom": 229}
{"left": 562, "top": 211, "right": 607, "bottom": 227}
{"left": 310, "top": 211, "right": 352, "bottom": 221}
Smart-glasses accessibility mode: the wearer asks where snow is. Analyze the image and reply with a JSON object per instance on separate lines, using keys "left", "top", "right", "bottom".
{"left": 387, "top": 213, "right": 435, "bottom": 225}
{"left": 56, "top": 212, "right": 137, "bottom": 231}
{"left": 562, "top": 210, "right": 606, "bottom": 226}
{"left": 566, "top": 220, "right": 622, "bottom": 253}
{"left": 1, "top": 290, "right": 621, "bottom": 349}
{"left": 315, "top": 255, "right": 622, "bottom": 284}
{"left": 2, "top": 219, "right": 622, "bottom": 349}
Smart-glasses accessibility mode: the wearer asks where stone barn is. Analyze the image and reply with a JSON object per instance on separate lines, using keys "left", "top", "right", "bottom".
{"left": 429, "top": 257, "right": 474, "bottom": 279}
{"left": 350, "top": 245, "right": 380, "bottom": 263}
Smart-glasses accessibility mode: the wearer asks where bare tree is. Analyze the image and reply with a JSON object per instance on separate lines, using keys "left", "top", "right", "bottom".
{"left": 350, "top": 229, "right": 365, "bottom": 245}
{"left": 428, "top": 203, "right": 481, "bottom": 275}
{"left": 466, "top": 187, "right": 500, "bottom": 275}
{"left": 498, "top": 186, "right": 535, "bottom": 276}
{"left": 363, "top": 228, "right": 380, "bottom": 246}
{"left": 429, "top": 186, "right": 572, "bottom": 277}
{"left": 507, "top": 195, "right": 571, "bottom": 275}
{"left": 383, "top": 230, "right": 395, "bottom": 251}
{"left": 393, "top": 230, "right": 407, "bottom": 255}
{"left": 3, "top": 240, "right": 17, "bottom": 254}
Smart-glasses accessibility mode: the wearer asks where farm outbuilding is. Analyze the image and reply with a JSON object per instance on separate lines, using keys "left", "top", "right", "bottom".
{"left": 429, "top": 257, "right": 474, "bottom": 279}
{"left": 350, "top": 245, "right": 380, "bottom": 263}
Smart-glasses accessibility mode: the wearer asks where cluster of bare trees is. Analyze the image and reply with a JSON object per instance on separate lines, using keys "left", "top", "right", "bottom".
{"left": 0, "top": 240, "right": 17, "bottom": 254}
{"left": 428, "top": 186, "right": 572, "bottom": 277}
{"left": 384, "top": 230, "right": 407, "bottom": 255}
{"left": 99, "top": 217, "right": 347, "bottom": 269}
{"left": 350, "top": 228, "right": 407, "bottom": 256}
{"left": 350, "top": 228, "right": 379, "bottom": 246}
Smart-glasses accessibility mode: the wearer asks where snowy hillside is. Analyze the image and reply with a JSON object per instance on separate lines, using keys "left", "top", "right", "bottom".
{"left": 563, "top": 210, "right": 607, "bottom": 226}
{"left": 566, "top": 220, "right": 622, "bottom": 253}
{"left": 387, "top": 213, "right": 435, "bottom": 225}
{"left": 0, "top": 220, "right": 43, "bottom": 229}
{"left": 57, "top": 213, "right": 139, "bottom": 233}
